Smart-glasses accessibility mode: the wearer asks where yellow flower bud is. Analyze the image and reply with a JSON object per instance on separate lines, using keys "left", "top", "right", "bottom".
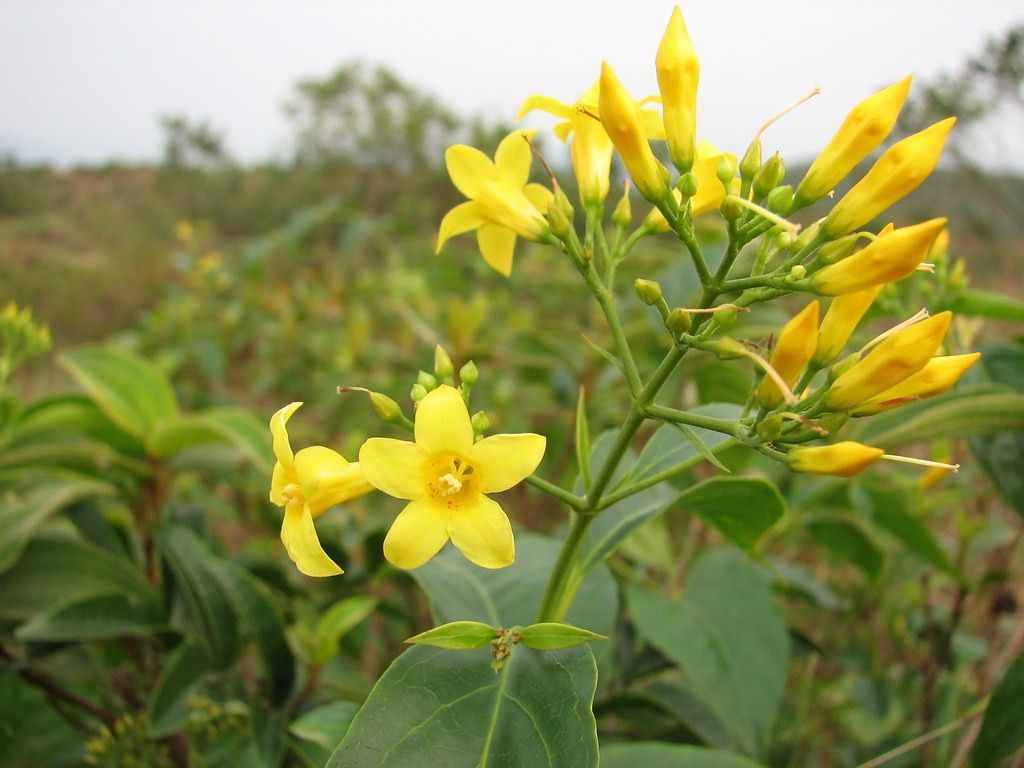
{"left": 656, "top": 6, "right": 700, "bottom": 172}
{"left": 812, "top": 285, "right": 882, "bottom": 366}
{"left": 825, "top": 117, "right": 956, "bottom": 236}
{"left": 600, "top": 62, "right": 670, "bottom": 202}
{"left": 811, "top": 218, "right": 946, "bottom": 295}
{"left": 612, "top": 182, "right": 632, "bottom": 227}
{"left": 851, "top": 352, "right": 981, "bottom": 415}
{"left": 824, "top": 311, "right": 952, "bottom": 411}
{"left": 796, "top": 76, "right": 912, "bottom": 206}
{"left": 757, "top": 300, "right": 820, "bottom": 408}
{"left": 788, "top": 441, "right": 884, "bottom": 477}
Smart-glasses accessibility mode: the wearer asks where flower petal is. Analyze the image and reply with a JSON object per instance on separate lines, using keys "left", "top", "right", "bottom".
{"left": 269, "top": 402, "right": 302, "bottom": 467}
{"left": 445, "top": 145, "right": 497, "bottom": 199}
{"left": 414, "top": 384, "right": 474, "bottom": 456}
{"left": 281, "top": 500, "right": 343, "bottom": 577}
{"left": 516, "top": 95, "right": 573, "bottom": 121}
{"left": 523, "top": 183, "right": 553, "bottom": 214}
{"left": 639, "top": 108, "right": 667, "bottom": 141}
{"left": 469, "top": 433, "right": 547, "bottom": 493}
{"left": 495, "top": 129, "right": 535, "bottom": 188}
{"left": 477, "top": 224, "right": 517, "bottom": 277}
{"left": 294, "top": 446, "right": 374, "bottom": 515}
{"left": 436, "top": 201, "right": 483, "bottom": 253}
{"left": 270, "top": 461, "right": 289, "bottom": 506}
{"left": 449, "top": 495, "right": 515, "bottom": 569}
{"left": 358, "top": 438, "right": 426, "bottom": 500}
{"left": 554, "top": 121, "right": 574, "bottom": 142}
{"left": 383, "top": 499, "right": 450, "bottom": 570}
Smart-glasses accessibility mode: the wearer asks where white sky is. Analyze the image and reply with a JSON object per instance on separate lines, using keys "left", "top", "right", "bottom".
{"left": 2, "top": 1, "right": 1021, "bottom": 168}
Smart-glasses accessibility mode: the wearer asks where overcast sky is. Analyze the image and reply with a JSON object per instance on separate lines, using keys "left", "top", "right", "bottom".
{"left": 2, "top": 1, "right": 1021, "bottom": 168}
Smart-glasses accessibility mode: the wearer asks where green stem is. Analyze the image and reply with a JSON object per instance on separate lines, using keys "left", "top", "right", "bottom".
{"left": 713, "top": 220, "right": 742, "bottom": 285}
{"left": 525, "top": 475, "right": 586, "bottom": 511}
{"left": 721, "top": 274, "right": 793, "bottom": 293}
{"left": 582, "top": 263, "right": 643, "bottom": 396}
{"left": 676, "top": 218, "right": 713, "bottom": 287}
{"left": 536, "top": 513, "right": 593, "bottom": 622}
{"left": 644, "top": 404, "right": 743, "bottom": 435}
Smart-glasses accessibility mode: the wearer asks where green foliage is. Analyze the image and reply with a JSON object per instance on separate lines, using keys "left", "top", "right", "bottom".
{"left": 972, "top": 651, "right": 1024, "bottom": 767}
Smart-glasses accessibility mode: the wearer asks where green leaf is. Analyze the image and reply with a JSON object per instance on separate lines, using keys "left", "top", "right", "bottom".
{"left": 325, "top": 644, "right": 599, "bottom": 768}
{"left": 0, "top": 671, "right": 83, "bottom": 765}
{"left": 971, "top": 343, "right": 1024, "bottom": 519}
{"left": 579, "top": 484, "right": 675, "bottom": 574}
{"left": 575, "top": 387, "right": 592, "bottom": 493}
{"left": 156, "top": 526, "right": 241, "bottom": 668}
{"left": 8, "top": 393, "right": 144, "bottom": 456}
{"left": 314, "top": 595, "right": 379, "bottom": 663}
{"left": 601, "top": 743, "right": 768, "bottom": 768}
{"left": 628, "top": 549, "right": 791, "bottom": 758}
{"left": 636, "top": 681, "right": 734, "bottom": 750}
{"left": 60, "top": 346, "right": 179, "bottom": 440}
{"left": 518, "top": 622, "right": 606, "bottom": 650}
{"left": 148, "top": 638, "right": 212, "bottom": 737}
{"left": 290, "top": 701, "right": 359, "bottom": 755}
{"left": 16, "top": 593, "right": 165, "bottom": 641}
{"left": 852, "top": 386, "right": 1024, "bottom": 447}
{"left": 804, "top": 514, "right": 884, "bottom": 580}
{"left": 853, "top": 480, "right": 960, "bottom": 579}
{"left": 0, "top": 531, "right": 156, "bottom": 621}
{"left": 405, "top": 621, "right": 497, "bottom": 650}
{"left": 971, "top": 651, "right": 1024, "bottom": 767}
{"left": 0, "top": 475, "right": 115, "bottom": 573}
{"left": 673, "top": 477, "right": 785, "bottom": 552}
{"left": 147, "top": 408, "right": 271, "bottom": 475}
{"left": 945, "top": 288, "right": 1024, "bottom": 322}
{"left": 627, "top": 403, "right": 742, "bottom": 483}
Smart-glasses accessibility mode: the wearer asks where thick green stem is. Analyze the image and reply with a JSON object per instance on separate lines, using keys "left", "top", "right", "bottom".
{"left": 536, "top": 513, "right": 593, "bottom": 622}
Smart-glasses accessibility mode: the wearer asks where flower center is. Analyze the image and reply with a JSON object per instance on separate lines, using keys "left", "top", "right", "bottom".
{"left": 281, "top": 482, "right": 304, "bottom": 504}
{"left": 426, "top": 453, "right": 478, "bottom": 507}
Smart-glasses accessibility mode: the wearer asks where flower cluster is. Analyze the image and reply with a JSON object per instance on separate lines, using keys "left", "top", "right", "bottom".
{"left": 269, "top": 5, "right": 978, "bottom": 577}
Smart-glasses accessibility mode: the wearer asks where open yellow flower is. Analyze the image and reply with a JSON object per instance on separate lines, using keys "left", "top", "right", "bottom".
{"left": 436, "top": 130, "right": 553, "bottom": 277}
{"left": 359, "top": 385, "right": 546, "bottom": 570}
{"left": 518, "top": 81, "right": 663, "bottom": 205}
{"left": 269, "top": 403, "right": 374, "bottom": 577}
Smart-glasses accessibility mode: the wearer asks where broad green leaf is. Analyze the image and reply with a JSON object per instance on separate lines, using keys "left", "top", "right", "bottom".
{"left": 16, "top": 593, "right": 165, "bottom": 641}
{"left": 971, "top": 343, "right": 1024, "bottom": 519}
{"left": 0, "top": 672, "right": 83, "bottom": 765}
{"left": 406, "top": 621, "right": 497, "bottom": 650}
{"left": 60, "top": 346, "right": 179, "bottom": 440}
{"left": 575, "top": 387, "right": 592, "bottom": 492}
{"left": 8, "top": 393, "right": 144, "bottom": 456}
{"left": 0, "top": 531, "right": 155, "bottom": 621}
{"left": 325, "top": 644, "right": 599, "bottom": 768}
{"left": 579, "top": 484, "right": 675, "bottom": 574}
{"left": 290, "top": 701, "right": 359, "bottom": 760}
{"left": 156, "top": 526, "right": 241, "bottom": 668}
{"left": 804, "top": 514, "right": 884, "bottom": 580}
{"left": 0, "top": 475, "right": 115, "bottom": 573}
{"left": 314, "top": 595, "right": 379, "bottom": 663}
{"left": 601, "top": 743, "right": 767, "bottom": 768}
{"left": 627, "top": 404, "right": 743, "bottom": 483}
{"left": 673, "top": 477, "right": 785, "bottom": 552}
{"left": 628, "top": 549, "right": 791, "bottom": 757}
{"left": 0, "top": 438, "right": 150, "bottom": 480}
{"left": 637, "top": 681, "right": 733, "bottom": 750}
{"left": 518, "top": 622, "right": 605, "bottom": 650}
{"left": 853, "top": 480, "right": 959, "bottom": 579}
{"left": 945, "top": 288, "right": 1024, "bottom": 322}
{"left": 852, "top": 386, "right": 1024, "bottom": 447}
{"left": 148, "top": 639, "right": 212, "bottom": 737}
{"left": 971, "top": 651, "right": 1024, "bottom": 767}
{"left": 977, "top": 343, "right": 1024, "bottom": 389}
{"left": 768, "top": 560, "right": 846, "bottom": 611}
{"left": 147, "top": 407, "right": 271, "bottom": 475}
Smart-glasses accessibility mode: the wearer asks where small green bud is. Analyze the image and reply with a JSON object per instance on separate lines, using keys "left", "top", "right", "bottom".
{"left": 815, "top": 412, "right": 849, "bottom": 436}
{"left": 721, "top": 196, "right": 744, "bottom": 221}
{"left": 677, "top": 171, "right": 699, "bottom": 199}
{"left": 611, "top": 183, "right": 632, "bottom": 227}
{"left": 369, "top": 391, "right": 402, "bottom": 422}
{"left": 756, "top": 413, "right": 785, "bottom": 441}
{"left": 828, "top": 352, "right": 859, "bottom": 383}
{"left": 548, "top": 183, "right": 575, "bottom": 238}
{"left": 766, "top": 185, "right": 794, "bottom": 215}
{"left": 716, "top": 154, "right": 738, "bottom": 186}
{"left": 775, "top": 230, "right": 796, "bottom": 250}
{"left": 665, "top": 307, "right": 692, "bottom": 336}
{"left": 410, "top": 383, "right": 428, "bottom": 402}
{"left": 740, "top": 138, "right": 762, "bottom": 182}
{"left": 753, "top": 152, "right": 785, "bottom": 198}
{"left": 471, "top": 410, "right": 491, "bottom": 433}
{"left": 459, "top": 359, "right": 479, "bottom": 384}
{"left": 417, "top": 370, "right": 437, "bottom": 390}
{"left": 634, "top": 278, "right": 664, "bottom": 306}
{"left": 434, "top": 345, "right": 454, "bottom": 379}
{"left": 788, "top": 265, "right": 807, "bottom": 280}
{"left": 708, "top": 336, "right": 746, "bottom": 359}
{"left": 794, "top": 220, "right": 822, "bottom": 252}
{"left": 818, "top": 233, "right": 862, "bottom": 264}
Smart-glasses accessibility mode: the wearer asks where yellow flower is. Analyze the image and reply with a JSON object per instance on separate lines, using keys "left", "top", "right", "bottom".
{"left": 811, "top": 218, "right": 947, "bottom": 295}
{"left": 436, "top": 130, "right": 554, "bottom": 277}
{"left": 795, "top": 76, "right": 912, "bottom": 206}
{"left": 518, "top": 81, "right": 664, "bottom": 205}
{"left": 788, "top": 441, "right": 884, "bottom": 477}
{"left": 852, "top": 352, "right": 981, "bottom": 415}
{"left": 269, "top": 403, "right": 374, "bottom": 577}
{"left": 359, "top": 385, "right": 546, "bottom": 570}
{"left": 812, "top": 285, "right": 882, "bottom": 366}
{"left": 757, "top": 300, "right": 820, "bottom": 408}
{"left": 643, "top": 142, "right": 725, "bottom": 231}
{"left": 825, "top": 117, "right": 956, "bottom": 237}
{"left": 600, "top": 61, "right": 671, "bottom": 202}
{"left": 175, "top": 220, "right": 194, "bottom": 243}
{"left": 656, "top": 6, "right": 700, "bottom": 172}
{"left": 824, "top": 311, "right": 952, "bottom": 411}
